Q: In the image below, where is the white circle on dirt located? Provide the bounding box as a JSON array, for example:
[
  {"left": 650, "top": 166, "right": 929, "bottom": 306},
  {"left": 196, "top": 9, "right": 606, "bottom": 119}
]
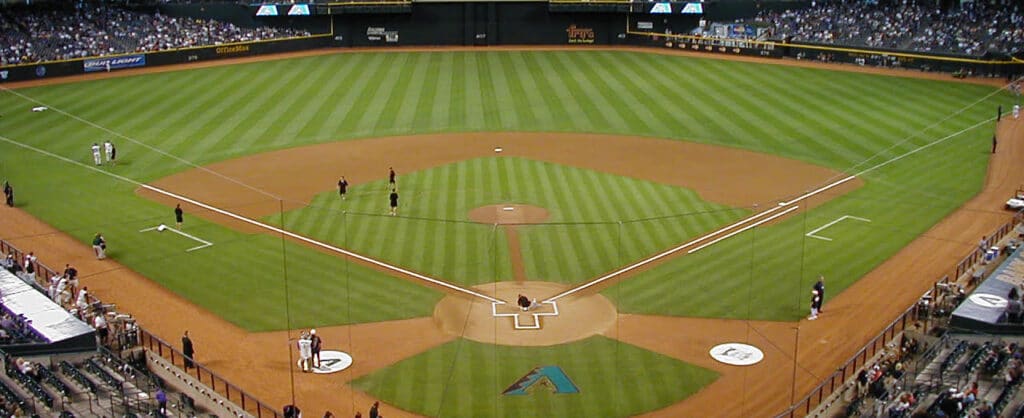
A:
[
  {"left": 310, "top": 350, "right": 353, "bottom": 374},
  {"left": 709, "top": 343, "right": 764, "bottom": 366},
  {"left": 968, "top": 293, "right": 1008, "bottom": 309}
]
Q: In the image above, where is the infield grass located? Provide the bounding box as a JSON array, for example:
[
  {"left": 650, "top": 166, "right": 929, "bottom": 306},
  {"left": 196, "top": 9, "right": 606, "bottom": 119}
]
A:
[
  {"left": 0, "top": 50, "right": 1013, "bottom": 328},
  {"left": 279, "top": 157, "right": 744, "bottom": 286},
  {"left": 351, "top": 335, "right": 717, "bottom": 418}
]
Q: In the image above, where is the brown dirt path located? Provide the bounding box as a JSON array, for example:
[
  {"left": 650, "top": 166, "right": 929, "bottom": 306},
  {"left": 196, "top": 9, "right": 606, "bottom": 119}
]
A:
[{"left": 467, "top": 204, "right": 551, "bottom": 282}]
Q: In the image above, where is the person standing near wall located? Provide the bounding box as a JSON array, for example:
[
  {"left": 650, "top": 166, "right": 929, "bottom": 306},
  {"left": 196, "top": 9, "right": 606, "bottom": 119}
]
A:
[{"left": 182, "top": 330, "right": 195, "bottom": 370}]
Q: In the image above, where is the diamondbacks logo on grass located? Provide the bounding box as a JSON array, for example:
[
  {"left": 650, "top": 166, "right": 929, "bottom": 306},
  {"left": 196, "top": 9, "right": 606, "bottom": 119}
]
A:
[{"left": 502, "top": 366, "right": 579, "bottom": 395}]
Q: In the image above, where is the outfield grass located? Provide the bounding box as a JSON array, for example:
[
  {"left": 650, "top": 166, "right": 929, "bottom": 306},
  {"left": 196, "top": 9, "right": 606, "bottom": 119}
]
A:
[
  {"left": 351, "top": 336, "right": 717, "bottom": 418},
  {"left": 0, "top": 50, "right": 1013, "bottom": 329}
]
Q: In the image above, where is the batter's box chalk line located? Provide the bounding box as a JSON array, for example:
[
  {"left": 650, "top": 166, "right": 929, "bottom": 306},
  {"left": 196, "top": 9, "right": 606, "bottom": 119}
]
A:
[
  {"left": 805, "top": 215, "right": 871, "bottom": 242},
  {"left": 139, "top": 224, "right": 213, "bottom": 252},
  {"left": 491, "top": 301, "right": 559, "bottom": 330}
]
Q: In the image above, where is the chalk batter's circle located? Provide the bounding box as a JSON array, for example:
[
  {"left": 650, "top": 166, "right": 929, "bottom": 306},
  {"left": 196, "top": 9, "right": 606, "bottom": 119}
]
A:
[
  {"left": 709, "top": 343, "right": 764, "bottom": 366},
  {"left": 310, "top": 350, "right": 353, "bottom": 374},
  {"left": 968, "top": 293, "right": 1008, "bottom": 309}
]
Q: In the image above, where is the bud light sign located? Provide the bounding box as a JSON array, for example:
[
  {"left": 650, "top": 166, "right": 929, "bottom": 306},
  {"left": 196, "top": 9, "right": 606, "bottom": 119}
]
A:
[{"left": 83, "top": 55, "right": 146, "bottom": 73}]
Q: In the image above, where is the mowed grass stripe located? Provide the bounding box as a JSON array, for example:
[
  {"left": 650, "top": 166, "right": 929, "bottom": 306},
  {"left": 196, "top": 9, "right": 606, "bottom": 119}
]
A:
[
  {"left": 595, "top": 51, "right": 689, "bottom": 136},
  {"left": 156, "top": 66, "right": 286, "bottom": 162},
  {"left": 485, "top": 52, "right": 521, "bottom": 129},
  {"left": 272, "top": 57, "right": 363, "bottom": 145},
  {"left": 389, "top": 52, "right": 432, "bottom": 132},
  {"left": 551, "top": 52, "right": 624, "bottom": 132},
  {"left": 355, "top": 54, "right": 412, "bottom": 136},
  {"left": 228, "top": 57, "right": 341, "bottom": 151},
  {"left": 331, "top": 53, "right": 392, "bottom": 135},
  {"left": 735, "top": 66, "right": 869, "bottom": 161},
  {"left": 532, "top": 52, "right": 597, "bottom": 130},
  {"left": 411, "top": 53, "right": 443, "bottom": 131},
  {"left": 369, "top": 53, "right": 419, "bottom": 134},
  {"left": 625, "top": 55, "right": 736, "bottom": 141},
  {"left": 517, "top": 52, "right": 576, "bottom": 131},
  {"left": 571, "top": 52, "right": 654, "bottom": 134},
  {"left": 298, "top": 55, "right": 371, "bottom": 138},
  {"left": 499, "top": 52, "right": 541, "bottom": 127}
]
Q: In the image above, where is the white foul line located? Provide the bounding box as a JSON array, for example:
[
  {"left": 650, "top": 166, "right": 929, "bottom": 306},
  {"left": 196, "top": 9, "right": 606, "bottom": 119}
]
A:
[
  {"left": 140, "top": 225, "right": 214, "bottom": 252},
  {"left": 805, "top": 215, "right": 872, "bottom": 242},
  {"left": 0, "top": 135, "right": 504, "bottom": 304},
  {"left": 543, "top": 204, "right": 787, "bottom": 302},
  {"left": 547, "top": 175, "right": 857, "bottom": 302},
  {"left": 687, "top": 206, "right": 801, "bottom": 254}
]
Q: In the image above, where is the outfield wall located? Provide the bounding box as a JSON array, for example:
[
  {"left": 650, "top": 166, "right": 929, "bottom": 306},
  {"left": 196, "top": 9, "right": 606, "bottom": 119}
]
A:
[{"left": 1, "top": 1, "right": 1019, "bottom": 83}]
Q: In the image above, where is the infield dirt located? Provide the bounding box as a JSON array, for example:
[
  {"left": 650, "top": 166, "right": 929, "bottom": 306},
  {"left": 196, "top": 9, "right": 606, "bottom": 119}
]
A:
[{"left": 0, "top": 47, "right": 1020, "bottom": 418}]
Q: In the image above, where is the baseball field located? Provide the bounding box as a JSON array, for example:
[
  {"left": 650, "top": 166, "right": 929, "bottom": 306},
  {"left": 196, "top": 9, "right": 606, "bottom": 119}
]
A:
[{"left": 0, "top": 47, "right": 1019, "bottom": 417}]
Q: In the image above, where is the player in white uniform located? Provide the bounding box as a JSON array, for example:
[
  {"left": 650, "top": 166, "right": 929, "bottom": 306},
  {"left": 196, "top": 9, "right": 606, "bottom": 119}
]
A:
[
  {"left": 91, "top": 143, "right": 102, "bottom": 165},
  {"left": 297, "top": 332, "right": 312, "bottom": 372},
  {"left": 103, "top": 140, "right": 115, "bottom": 165}
]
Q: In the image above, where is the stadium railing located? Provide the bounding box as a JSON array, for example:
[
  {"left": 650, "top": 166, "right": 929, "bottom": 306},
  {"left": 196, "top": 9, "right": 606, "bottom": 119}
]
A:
[
  {"left": 0, "top": 239, "right": 282, "bottom": 418},
  {"left": 775, "top": 210, "right": 1024, "bottom": 418}
]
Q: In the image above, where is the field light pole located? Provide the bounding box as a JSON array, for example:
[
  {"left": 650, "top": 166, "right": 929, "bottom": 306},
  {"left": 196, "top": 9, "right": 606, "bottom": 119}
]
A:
[
  {"left": 791, "top": 325, "right": 800, "bottom": 405},
  {"left": 279, "top": 200, "right": 297, "bottom": 407}
]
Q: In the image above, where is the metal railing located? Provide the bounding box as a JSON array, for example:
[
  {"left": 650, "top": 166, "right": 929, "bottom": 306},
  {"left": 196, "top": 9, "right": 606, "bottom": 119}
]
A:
[
  {"left": 775, "top": 211, "right": 1024, "bottom": 417},
  {"left": 0, "top": 238, "right": 280, "bottom": 418},
  {"left": 137, "top": 328, "right": 280, "bottom": 418}
]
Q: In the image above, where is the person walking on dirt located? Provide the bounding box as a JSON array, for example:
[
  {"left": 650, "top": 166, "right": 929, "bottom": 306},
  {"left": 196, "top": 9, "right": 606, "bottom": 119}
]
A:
[
  {"left": 182, "top": 330, "right": 195, "bottom": 370},
  {"left": 369, "top": 401, "right": 381, "bottom": 418},
  {"left": 310, "top": 328, "right": 322, "bottom": 368},
  {"left": 993, "top": 135, "right": 998, "bottom": 154},
  {"left": 388, "top": 167, "right": 396, "bottom": 187}
]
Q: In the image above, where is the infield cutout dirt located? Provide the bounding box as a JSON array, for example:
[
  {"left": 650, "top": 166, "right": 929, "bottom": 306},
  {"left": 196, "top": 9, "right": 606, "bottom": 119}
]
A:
[
  {"left": 433, "top": 281, "right": 617, "bottom": 346},
  {"left": 467, "top": 204, "right": 550, "bottom": 225}
]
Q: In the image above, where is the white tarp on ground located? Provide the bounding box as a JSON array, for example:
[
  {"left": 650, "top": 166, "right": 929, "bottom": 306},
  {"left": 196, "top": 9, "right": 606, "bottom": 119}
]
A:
[{"left": 0, "top": 269, "right": 93, "bottom": 342}]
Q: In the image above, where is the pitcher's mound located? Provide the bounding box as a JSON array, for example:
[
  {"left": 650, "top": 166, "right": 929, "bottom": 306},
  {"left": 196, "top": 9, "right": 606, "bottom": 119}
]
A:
[
  {"left": 433, "top": 281, "right": 617, "bottom": 346},
  {"left": 468, "top": 204, "right": 549, "bottom": 225}
]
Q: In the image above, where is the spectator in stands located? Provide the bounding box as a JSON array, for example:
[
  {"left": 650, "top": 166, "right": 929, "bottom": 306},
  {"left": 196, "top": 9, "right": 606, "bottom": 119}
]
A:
[
  {"left": 1006, "top": 292, "right": 1022, "bottom": 323},
  {"left": 2, "top": 254, "right": 15, "bottom": 273},
  {"left": 156, "top": 388, "right": 167, "bottom": 414},
  {"left": 976, "top": 400, "right": 995, "bottom": 418},
  {"left": 962, "top": 381, "right": 978, "bottom": 408},
  {"left": 76, "top": 286, "right": 90, "bottom": 311},
  {"left": 0, "top": 4, "right": 313, "bottom": 65},
  {"left": 940, "top": 387, "right": 963, "bottom": 416},
  {"left": 739, "top": 0, "right": 1023, "bottom": 57},
  {"left": 93, "top": 311, "right": 108, "bottom": 344}
]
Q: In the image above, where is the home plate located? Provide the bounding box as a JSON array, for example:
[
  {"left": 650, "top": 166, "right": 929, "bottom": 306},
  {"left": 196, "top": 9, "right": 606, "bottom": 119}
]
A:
[{"left": 503, "top": 207, "right": 515, "bottom": 211}]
